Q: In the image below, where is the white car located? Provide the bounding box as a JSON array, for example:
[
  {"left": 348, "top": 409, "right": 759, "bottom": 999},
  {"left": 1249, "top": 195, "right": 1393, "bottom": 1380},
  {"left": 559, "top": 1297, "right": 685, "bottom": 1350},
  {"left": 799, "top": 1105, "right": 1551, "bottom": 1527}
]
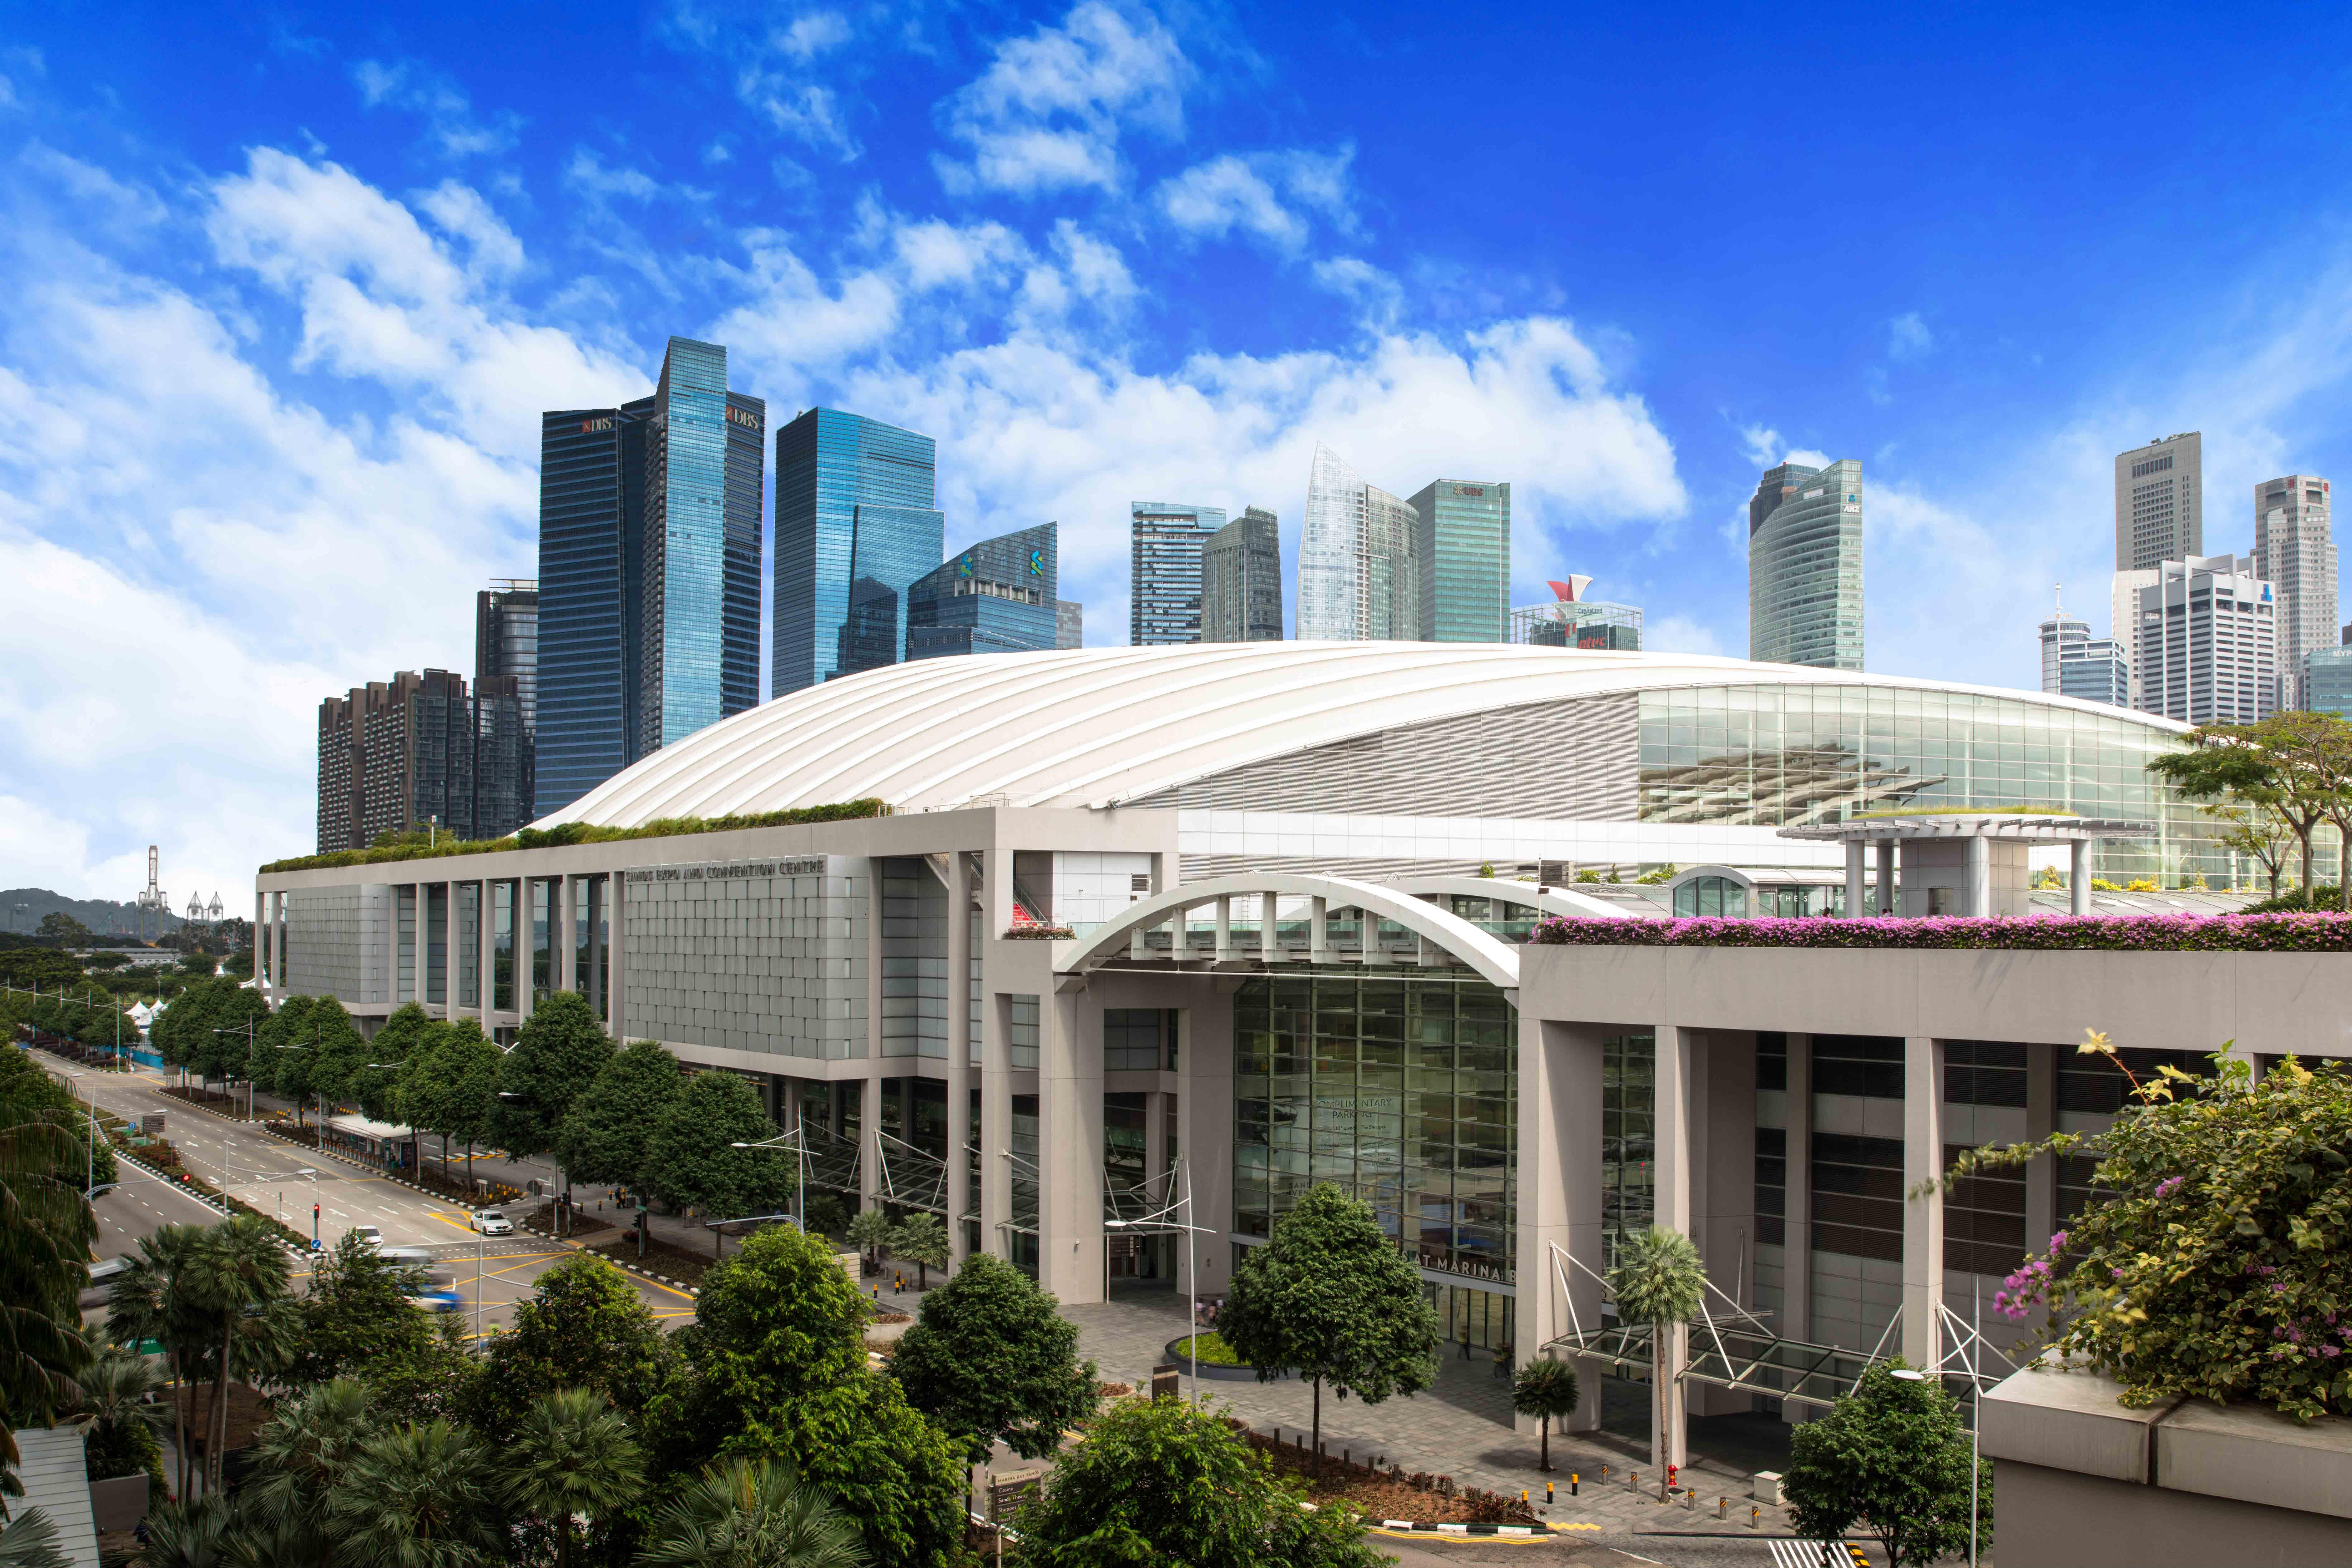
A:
[
  {"left": 349, "top": 1225, "right": 382, "bottom": 1252},
  {"left": 470, "top": 1210, "right": 513, "bottom": 1237}
]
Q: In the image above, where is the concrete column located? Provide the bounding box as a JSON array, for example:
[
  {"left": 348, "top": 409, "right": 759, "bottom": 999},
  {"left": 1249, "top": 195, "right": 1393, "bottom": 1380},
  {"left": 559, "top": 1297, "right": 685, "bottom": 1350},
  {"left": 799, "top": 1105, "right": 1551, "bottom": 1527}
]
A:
[
  {"left": 2025, "top": 1041, "right": 2057, "bottom": 1253},
  {"left": 1037, "top": 983, "right": 1105, "bottom": 1304},
  {"left": 1844, "top": 840, "right": 1865, "bottom": 918},
  {"left": 857, "top": 1073, "right": 881, "bottom": 1212},
  {"left": 517, "top": 879, "right": 537, "bottom": 1024},
  {"left": 1966, "top": 835, "right": 1991, "bottom": 918},
  {"left": 558, "top": 874, "right": 577, "bottom": 993},
  {"left": 253, "top": 892, "right": 267, "bottom": 991},
  {"left": 410, "top": 883, "right": 427, "bottom": 1008},
  {"left": 1258, "top": 892, "right": 1277, "bottom": 960},
  {"left": 607, "top": 874, "right": 626, "bottom": 1040},
  {"left": 946, "top": 852, "right": 974, "bottom": 1264},
  {"left": 1902, "top": 1036, "right": 1946, "bottom": 1370},
  {"left": 1178, "top": 992, "right": 1234, "bottom": 1303},
  {"left": 1514, "top": 1016, "right": 1606, "bottom": 1435},
  {"left": 384, "top": 883, "right": 400, "bottom": 1008},
  {"left": 1213, "top": 897, "right": 1232, "bottom": 961},
  {"left": 1309, "top": 897, "right": 1334, "bottom": 962},
  {"left": 1653, "top": 1023, "right": 1700, "bottom": 1470},
  {"left": 443, "top": 882, "right": 460, "bottom": 1017},
  {"left": 479, "top": 879, "right": 497, "bottom": 1029},
  {"left": 269, "top": 891, "right": 284, "bottom": 998},
  {"left": 2071, "top": 839, "right": 2093, "bottom": 915},
  {"left": 1875, "top": 840, "right": 1897, "bottom": 914},
  {"left": 586, "top": 877, "right": 605, "bottom": 1023},
  {"left": 1785, "top": 1034, "right": 1814, "bottom": 1351},
  {"left": 980, "top": 849, "right": 1015, "bottom": 1261}
]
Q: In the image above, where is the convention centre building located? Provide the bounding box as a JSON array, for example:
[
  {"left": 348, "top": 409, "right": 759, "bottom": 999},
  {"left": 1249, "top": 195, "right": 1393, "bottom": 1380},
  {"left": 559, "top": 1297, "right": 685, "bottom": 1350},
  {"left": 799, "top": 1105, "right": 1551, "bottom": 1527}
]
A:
[{"left": 253, "top": 642, "right": 2345, "bottom": 1458}]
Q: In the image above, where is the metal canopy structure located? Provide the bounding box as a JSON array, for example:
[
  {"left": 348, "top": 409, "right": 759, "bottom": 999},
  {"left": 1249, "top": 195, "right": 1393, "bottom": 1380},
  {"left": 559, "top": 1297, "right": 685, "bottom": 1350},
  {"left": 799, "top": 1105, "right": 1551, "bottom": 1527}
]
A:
[{"left": 1782, "top": 812, "right": 2157, "bottom": 845}]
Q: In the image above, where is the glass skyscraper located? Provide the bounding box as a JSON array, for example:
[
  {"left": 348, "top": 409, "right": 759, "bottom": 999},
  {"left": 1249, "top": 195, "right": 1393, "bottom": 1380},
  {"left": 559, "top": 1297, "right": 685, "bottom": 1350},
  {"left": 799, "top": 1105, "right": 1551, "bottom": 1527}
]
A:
[
  {"left": 535, "top": 337, "right": 763, "bottom": 819},
  {"left": 773, "top": 408, "right": 945, "bottom": 694},
  {"left": 1410, "top": 480, "right": 1510, "bottom": 643},
  {"left": 1749, "top": 459, "right": 1864, "bottom": 670},
  {"left": 1301, "top": 445, "right": 1420, "bottom": 641},
  {"left": 1129, "top": 502, "right": 1224, "bottom": 644},
  {"left": 1201, "top": 507, "right": 1283, "bottom": 642},
  {"left": 906, "top": 523, "right": 1059, "bottom": 660}
]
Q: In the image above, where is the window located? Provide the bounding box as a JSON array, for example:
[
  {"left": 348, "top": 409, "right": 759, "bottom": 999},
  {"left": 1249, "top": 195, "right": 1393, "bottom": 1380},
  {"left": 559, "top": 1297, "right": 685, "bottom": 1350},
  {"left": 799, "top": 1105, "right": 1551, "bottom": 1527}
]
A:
[
  {"left": 1944, "top": 1142, "right": 2026, "bottom": 1275},
  {"left": 1104, "top": 1008, "right": 1172, "bottom": 1072},
  {"left": 1812, "top": 1035, "right": 1903, "bottom": 1099},
  {"left": 1943, "top": 1040, "right": 2027, "bottom": 1107},
  {"left": 1672, "top": 876, "right": 1748, "bottom": 917},
  {"left": 1812, "top": 1133, "right": 1903, "bottom": 1262},
  {"left": 1756, "top": 1126, "right": 1786, "bottom": 1246}
]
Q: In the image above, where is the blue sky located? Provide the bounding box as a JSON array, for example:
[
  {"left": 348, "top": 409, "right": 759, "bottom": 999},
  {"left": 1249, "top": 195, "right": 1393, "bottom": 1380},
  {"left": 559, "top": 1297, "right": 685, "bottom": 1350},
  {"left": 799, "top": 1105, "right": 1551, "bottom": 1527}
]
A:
[{"left": 3, "top": 1, "right": 2350, "bottom": 903}]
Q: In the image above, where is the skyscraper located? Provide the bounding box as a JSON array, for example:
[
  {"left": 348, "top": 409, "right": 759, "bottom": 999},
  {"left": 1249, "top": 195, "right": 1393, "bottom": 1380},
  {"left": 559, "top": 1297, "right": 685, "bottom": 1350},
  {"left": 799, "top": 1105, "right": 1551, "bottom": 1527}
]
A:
[
  {"left": 2040, "top": 589, "right": 2127, "bottom": 709},
  {"left": 2252, "top": 474, "right": 2335, "bottom": 708},
  {"left": 2132, "top": 555, "right": 2277, "bottom": 724},
  {"left": 1298, "top": 444, "right": 1421, "bottom": 641},
  {"left": 317, "top": 670, "right": 479, "bottom": 852},
  {"left": 2306, "top": 637, "right": 2352, "bottom": 721},
  {"left": 1748, "top": 459, "right": 1864, "bottom": 669},
  {"left": 535, "top": 336, "right": 764, "bottom": 818},
  {"left": 1129, "top": 502, "right": 1224, "bottom": 644},
  {"left": 1410, "top": 480, "right": 1510, "bottom": 643},
  {"left": 1056, "top": 599, "right": 1084, "bottom": 650},
  {"left": 2115, "top": 433, "right": 2202, "bottom": 570},
  {"left": 773, "top": 408, "right": 945, "bottom": 694},
  {"left": 474, "top": 580, "right": 537, "bottom": 832},
  {"left": 1201, "top": 507, "right": 1283, "bottom": 642},
  {"left": 907, "top": 523, "right": 1059, "bottom": 660}
]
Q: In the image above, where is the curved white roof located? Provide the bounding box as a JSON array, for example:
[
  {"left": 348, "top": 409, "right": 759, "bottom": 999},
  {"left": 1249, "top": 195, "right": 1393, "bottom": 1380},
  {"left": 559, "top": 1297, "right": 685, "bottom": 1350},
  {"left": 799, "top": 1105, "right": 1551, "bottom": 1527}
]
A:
[{"left": 545, "top": 642, "right": 2189, "bottom": 828}]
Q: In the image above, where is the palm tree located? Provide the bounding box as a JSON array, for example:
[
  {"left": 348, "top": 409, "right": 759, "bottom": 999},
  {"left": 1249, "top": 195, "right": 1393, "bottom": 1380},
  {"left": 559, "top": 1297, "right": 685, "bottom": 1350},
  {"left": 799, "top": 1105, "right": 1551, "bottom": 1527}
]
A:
[
  {"left": 0, "top": 1103, "right": 98, "bottom": 1484},
  {"left": 108, "top": 1226, "right": 206, "bottom": 1500},
  {"left": 0, "top": 1508, "right": 71, "bottom": 1568},
  {"left": 1609, "top": 1226, "right": 1706, "bottom": 1498},
  {"left": 1510, "top": 1356, "right": 1581, "bottom": 1473},
  {"left": 75, "top": 1335, "right": 171, "bottom": 1484},
  {"left": 327, "top": 1420, "right": 502, "bottom": 1568},
  {"left": 886, "top": 1213, "right": 948, "bottom": 1291},
  {"left": 638, "top": 1458, "right": 867, "bottom": 1568},
  {"left": 239, "top": 1378, "right": 378, "bottom": 1553},
  {"left": 185, "top": 1216, "right": 294, "bottom": 1491},
  {"left": 844, "top": 1209, "right": 892, "bottom": 1278},
  {"left": 505, "top": 1390, "right": 643, "bottom": 1568},
  {"left": 129, "top": 1495, "right": 240, "bottom": 1568}
]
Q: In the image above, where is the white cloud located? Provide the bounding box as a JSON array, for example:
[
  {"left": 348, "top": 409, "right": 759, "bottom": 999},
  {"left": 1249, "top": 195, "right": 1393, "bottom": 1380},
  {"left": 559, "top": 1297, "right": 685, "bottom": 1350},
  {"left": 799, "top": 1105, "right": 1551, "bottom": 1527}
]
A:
[
  {"left": 1644, "top": 614, "right": 1729, "bottom": 657},
  {"left": 779, "top": 11, "right": 852, "bottom": 60},
  {"left": 665, "top": 2, "right": 864, "bottom": 159},
  {"left": 352, "top": 59, "right": 521, "bottom": 159},
  {"left": 1311, "top": 256, "right": 1401, "bottom": 325},
  {"left": 936, "top": 1, "right": 1188, "bottom": 195},
  {"left": 1887, "top": 310, "right": 1933, "bottom": 362},
  {"left": 1739, "top": 423, "right": 1831, "bottom": 470},
  {"left": 1155, "top": 149, "right": 1353, "bottom": 253}
]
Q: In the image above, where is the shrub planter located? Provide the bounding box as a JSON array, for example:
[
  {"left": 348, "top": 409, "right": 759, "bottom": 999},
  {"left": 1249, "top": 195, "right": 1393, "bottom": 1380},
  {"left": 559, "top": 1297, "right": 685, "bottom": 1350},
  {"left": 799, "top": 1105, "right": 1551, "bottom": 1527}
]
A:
[{"left": 1162, "top": 1337, "right": 1291, "bottom": 1383}]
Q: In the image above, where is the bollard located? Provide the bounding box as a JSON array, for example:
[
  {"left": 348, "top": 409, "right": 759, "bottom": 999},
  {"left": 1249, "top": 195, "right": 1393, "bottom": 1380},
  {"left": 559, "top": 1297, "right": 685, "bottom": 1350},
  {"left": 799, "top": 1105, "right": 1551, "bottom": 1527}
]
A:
[
  {"left": 1750, "top": 1505, "right": 1760, "bottom": 1528},
  {"left": 1718, "top": 1498, "right": 1728, "bottom": 1519},
  {"left": 1520, "top": 1490, "right": 1527, "bottom": 1505},
  {"left": 1547, "top": 1482, "right": 1555, "bottom": 1505},
  {"left": 1570, "top": 1474, "right": 1579, "bottom": 1497},
  {"left": 1630, "top": 1470, "right": 1638, "bottom": 1491}
]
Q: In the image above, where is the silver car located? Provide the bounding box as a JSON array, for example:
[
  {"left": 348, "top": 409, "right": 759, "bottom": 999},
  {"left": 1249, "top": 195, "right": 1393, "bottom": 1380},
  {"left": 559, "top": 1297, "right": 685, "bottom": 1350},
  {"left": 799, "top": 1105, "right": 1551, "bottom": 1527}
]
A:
[{"left": 471, "top": 1210, "right": 513, "bottom": 1237}]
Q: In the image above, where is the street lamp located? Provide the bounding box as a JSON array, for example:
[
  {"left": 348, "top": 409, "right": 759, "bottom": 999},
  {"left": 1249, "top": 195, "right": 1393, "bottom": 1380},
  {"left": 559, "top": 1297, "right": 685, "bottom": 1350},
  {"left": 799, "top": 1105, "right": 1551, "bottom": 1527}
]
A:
[
  {"left": 212, "top": 1018, "right": 259, "bottom": 1114},
  {"left": 1103, "top": 1161, "right": 1216, "bottom": 1402}
]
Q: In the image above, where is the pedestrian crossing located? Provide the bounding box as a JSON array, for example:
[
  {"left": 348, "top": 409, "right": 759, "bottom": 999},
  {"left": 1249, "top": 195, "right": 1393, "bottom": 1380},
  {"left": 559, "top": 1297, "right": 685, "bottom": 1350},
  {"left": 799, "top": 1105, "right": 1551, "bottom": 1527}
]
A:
[{"left": 1767, "top": 1541, "right": 1869, "bottom": 1568}]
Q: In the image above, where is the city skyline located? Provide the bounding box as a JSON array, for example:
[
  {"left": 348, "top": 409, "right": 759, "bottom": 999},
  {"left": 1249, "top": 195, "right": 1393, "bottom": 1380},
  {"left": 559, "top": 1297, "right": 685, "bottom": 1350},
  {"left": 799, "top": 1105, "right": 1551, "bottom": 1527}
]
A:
[{"left": 7, "top": 2, "right": 2352, "bottom": 902}]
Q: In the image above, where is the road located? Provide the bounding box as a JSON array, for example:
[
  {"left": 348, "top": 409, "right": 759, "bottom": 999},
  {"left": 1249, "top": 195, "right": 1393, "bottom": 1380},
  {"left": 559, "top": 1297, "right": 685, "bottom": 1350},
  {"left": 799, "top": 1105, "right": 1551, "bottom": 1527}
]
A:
[{"left": 36, "top": 1051, "right": 695, "bottom": 1338}]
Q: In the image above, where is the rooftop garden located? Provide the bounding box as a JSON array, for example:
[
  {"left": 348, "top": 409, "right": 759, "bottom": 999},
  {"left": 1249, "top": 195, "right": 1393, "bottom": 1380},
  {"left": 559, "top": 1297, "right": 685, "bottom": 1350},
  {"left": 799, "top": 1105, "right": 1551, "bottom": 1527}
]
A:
[
  {"left": 1529, "top": 911, "right": 2352, "bottom": 952},
  {"left": 260, "top": 799, "right": 887, "bottom": 873}
]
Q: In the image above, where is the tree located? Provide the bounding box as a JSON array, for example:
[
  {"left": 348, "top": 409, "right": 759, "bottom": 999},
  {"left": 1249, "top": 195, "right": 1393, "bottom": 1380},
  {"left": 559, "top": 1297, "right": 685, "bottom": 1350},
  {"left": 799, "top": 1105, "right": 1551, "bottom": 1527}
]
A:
[
  {"left": 185, "top": 1214, "right": 295, "bottom": 1491},
  {"left": 251, "top": 995, "right": 315, "bottom": 1103},
  {"left": 1784, "top": 1361, "right": 1990, "bottom": 1568},
  {"left": 2203, "top": 800, "right": 2294, "bottom": 896},
  {"left": 282, "top": 1232, "right": 436, "bottom": 1389},
  {"left": 1510, "top": 1356, "right": 1580, "bottom": 1473},
  {"left": 403, "top": 1022, "right": 501, "bottom": 1190},
  {"left": 328, "top": 1419, "right": 504, "bottom": 1568},
  {"left": 1014, "top": 1395, "right": 1383, "bottom": 1568},
  {"left": 844, "top": 1209, "right": 892, "bottom": 1277},
  {"left": 505, "top": 1390, "right": 643, "bottom": 1568},
  {"left": 304, "top": 998, "right": 369, "bottom": 1120},
  {"left": 36, "top": 913, "right": 90, "bottom": 943},
  {"left": 461, "top": 1252, "right": 674, "bottom": 1445},
  {"left": 889, "top": 1253, "right": 1096, "bottom": 1464},
  {"left": 553, "top": 1041, "right": 681, "bottom": 1195},
  {"left": 75, "top": 1338, "right": 168, "bottom": 1488},
  {"left": 358, "top": 1004, "right": 435, "bottom": 1128},
  {"left": 655, "top": 1225, "right": 965, "bottom": 1568},
  {"left": 1609, "top": 1226, "right": 1705, "bottom": 1496},
  {"left": 638, "top": 1457, "right": 868, "bottom": 1568},
  {"left": 128, "top": 1495, "right": 238, "bottom": 1568},
  {"left": 640, "top": 1073, "right": 788, "bottom": 1254},
  {"left": 491, "top": 992, "right": 615, "bottom": 1193},
  {"left": 885, "top": 1213, "right": 948, "bottom": 1291},
  {"left": 239, "top": 1378, "right": 380, "bottom": 1562},
  {"left": 0, "top": 1508, "right": 72, "bottom": 1568},
  {"left": 2146, "top": 713, "right": 2350, "bottom": 897},
  {"left": 106, "top": 1226, "right": 206, "bottom": 1501},
  {"left": 1213, "top": 1181, "right": 1437, "bottom": 1466},
  {"left": 1, "top": 1041, "right": 102, "bottom": 1477}
]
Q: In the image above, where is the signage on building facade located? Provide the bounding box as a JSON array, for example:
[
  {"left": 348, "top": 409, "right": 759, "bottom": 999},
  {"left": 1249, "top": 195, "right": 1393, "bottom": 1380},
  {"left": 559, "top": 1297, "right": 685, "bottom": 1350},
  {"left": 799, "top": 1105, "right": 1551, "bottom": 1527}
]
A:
[
  {"left": 1454, "top": 485, "right": 1485, "bottom": 497},
  {"left": 579, "top": 416, "right": 614, "bottom": 434},
  {"left": 725, "top": 405, "right": 763, "bottom": 432},
  {"left": 1029, "top": 549, "right": 1045, "bottom": 576},
  {"left": 625, "top": 854, "right": 829, "bottom": 885}
]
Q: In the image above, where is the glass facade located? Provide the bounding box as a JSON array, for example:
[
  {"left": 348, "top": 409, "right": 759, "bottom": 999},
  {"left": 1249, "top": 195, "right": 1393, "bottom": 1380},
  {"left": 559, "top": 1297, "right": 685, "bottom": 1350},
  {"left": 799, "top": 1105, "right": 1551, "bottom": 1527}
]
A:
[
  {"left": 535, "top": 339, "right": 761, "bottom": 817},
  {"left": 1233, "top": 971, "right": 1515, "bottom": 1284},
  {"left": 906, "top": 523, "right": 1059, "bottom": 660},
  {"left": 1129, "top": 502, "right": 1223, "bottom": 645},
  {"left": 1635, "top": 682, "right": 2215, "bottom": 880},
  {"left": 1201, "top": 507, "right": 1283, "bottom": 642},
  {"left": 1749, "top": 459, "right": 1864, "bottom": 669},
  {"left": 1411, "top": 480, "right": 1510, "bottom": 644},
  {"left": 2307, "top": 643, "right": 2352, "bottom": 719},
  {"left": 772, "top": 408, "right": 944, "bottom": 694}
]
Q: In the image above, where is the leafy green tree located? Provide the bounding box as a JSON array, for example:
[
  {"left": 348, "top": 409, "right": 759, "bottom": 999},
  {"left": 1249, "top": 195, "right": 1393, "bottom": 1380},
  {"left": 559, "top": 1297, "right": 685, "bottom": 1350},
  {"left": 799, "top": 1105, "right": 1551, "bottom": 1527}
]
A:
[
  {"left": 554, "top": 1041, "right": 682, "bottom": 1195},
  {"left": 491, "top": 992, "right": 615, "bottom": 1193},
  {"left": 462, "top": 1252, "right": 674, "bottom": 1445},
  {"left": 1510, "top": 1356, "right": 1580, "bottom": 1473},
  {"left": 185, "top": 1214, "right": 295, "bottom": 1491},
  {"left": 655, "top": 1225, "right": 964, "bottom": 1568},
  {"left": 304, "top": 998, "right": 369, "bottom": 1118},
  {"left": 105, "top": 1226, "right": 205, "bottom": 1499},
  {"left": 1784, "top": 1361, "right": 1990, "bottom": 1568},
  {"left": 1014, "top": 1395, "right": 1383, "bottom": 1568},
  {"left": 403, "top": 1022, "right": 501, "bottom": 1189},
  {"left": 282, "top": 1232, "right": 435, "bottom": 1388},
  {"left": 2146, "top": 713, "right": 2349, "bottom": 897},
  {"left": 1609, "top": 1226, "right": 1705, "bottom": 1494},
  {"left": 36, "top": 913, "right": 90, "bottom": 943},
  {"left": 885, "top": 1213, "right": 948, "bottom": 1291},
  {"left": 195, "top": 981, "right": 267, "bottom": 1088},
  {"left": 505, "top": 1389, "right": 643, "bottom": 1568},
  {"left": 844, "top": 1209, "right": 892, "bottom": 1277},
  {"left": 0, "top": 947, "right": 80, "bottom": 990},
  {"left": 0, "top": 1506, "right": 72, "bottom": 1568},
  {"left": 328, "top": 1419, "right": 504, "bottom": 1568},
  {"left": 638, "top": 1457, "right": 867, "bottom": 1568},
  {"left": 1213, "top": 1181, "right": 1438, "bottom": 1464},
  {"left": 128, "top": 1494, "right": 238, "bottom": 1568},
  {"left": 641, "top": 1073, "right": 788, "bottom": 1253},
  {"left": 251, "top": 995, "right": 316, "bottom": 1102},
  {"left": 358, "top": 1004, "right": 435, "bottom": 1128},
  {"left": 889, "top": 1253, "right": 1095, "bottom": 1464}
]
